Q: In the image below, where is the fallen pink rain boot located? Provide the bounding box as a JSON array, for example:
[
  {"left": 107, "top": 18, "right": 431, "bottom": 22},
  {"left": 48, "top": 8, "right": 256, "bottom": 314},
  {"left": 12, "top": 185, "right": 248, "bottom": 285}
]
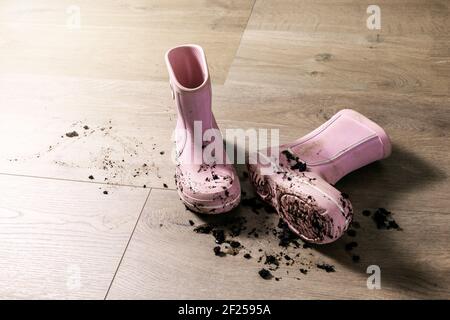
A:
[
  {"left": 165, "top": 44, "right": 241, "bottom": 214},
  {"left": 248, "top": 109, "right": 391, "bottom": 244}
]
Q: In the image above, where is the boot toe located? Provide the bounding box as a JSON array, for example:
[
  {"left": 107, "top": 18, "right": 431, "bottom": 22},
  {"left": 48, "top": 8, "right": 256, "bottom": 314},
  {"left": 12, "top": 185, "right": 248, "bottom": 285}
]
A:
[{"left": 176, "top": 164, "right": 241, "bottom": 214}]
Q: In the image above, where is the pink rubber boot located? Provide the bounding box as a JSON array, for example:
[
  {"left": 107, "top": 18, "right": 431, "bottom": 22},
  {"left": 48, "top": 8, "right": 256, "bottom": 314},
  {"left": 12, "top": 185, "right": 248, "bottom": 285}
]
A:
[
  {"left": 248, "top": 109, "right": 391, "bottom": 244},
  {"left": 165, "top": 44, "right": 241, "bottom": 214}
]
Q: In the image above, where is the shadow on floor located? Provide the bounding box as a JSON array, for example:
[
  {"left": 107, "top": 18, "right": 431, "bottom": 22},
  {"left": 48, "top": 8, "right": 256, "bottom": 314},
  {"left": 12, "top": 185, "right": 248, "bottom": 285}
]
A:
[
  {"left": 192, "top": 142, "right": 447, "bottom": 295},
  {"left": 315, "top": 143, "right": 447, "bottom": 295}
]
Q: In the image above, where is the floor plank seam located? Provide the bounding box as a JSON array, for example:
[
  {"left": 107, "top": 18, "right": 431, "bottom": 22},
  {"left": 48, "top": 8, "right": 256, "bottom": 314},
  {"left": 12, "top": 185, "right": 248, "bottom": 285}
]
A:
[
  {"left": 104, "top": 188, "right": 152, "bottom": 300},
  {"left": 224, "top": 0, "right": 257, "bottom": 84},
  {"left": 0, "top": 172, "right": 447, "bottom": 215},
  {"left": 0, "top": 171, "right": 167, "bottom": 190}
]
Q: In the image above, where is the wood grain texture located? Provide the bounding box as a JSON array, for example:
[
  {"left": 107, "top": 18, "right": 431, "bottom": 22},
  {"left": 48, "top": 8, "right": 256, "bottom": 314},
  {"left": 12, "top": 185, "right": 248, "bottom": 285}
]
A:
[
  {"left": 107, "top": 189, "right": 450, "bottom": 299},
  {"left": 0, "top": 0, "right": 255, "bottom": 84},
  {"left": 0, "top": 75, "right": 176, "bottom": 189},
  {"left": 226, "top": 0, "right": 449, "bottom": 95},
  {"left": 0, "top": 174, "right": 149, "bottom": 299}
]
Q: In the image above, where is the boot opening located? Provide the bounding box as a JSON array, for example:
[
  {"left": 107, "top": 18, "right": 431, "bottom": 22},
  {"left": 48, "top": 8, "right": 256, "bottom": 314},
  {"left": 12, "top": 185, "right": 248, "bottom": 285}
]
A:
[{"left": 167, "top": 45, "right": 207, "bottom": 89}]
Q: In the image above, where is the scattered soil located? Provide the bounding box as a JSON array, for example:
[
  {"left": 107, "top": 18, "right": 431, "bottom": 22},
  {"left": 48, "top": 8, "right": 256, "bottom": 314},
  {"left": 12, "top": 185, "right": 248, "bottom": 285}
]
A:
[
  {"left": 258, "top": 268, "right": 273, "bottom": 280},
  {"left": 281, "top": 150, "right": 307, "bottom": 172},
  {"left": 347, "top": 229, "right": 356, "bottom": 237},
  {"left": 36, "top": 121, "right": 402, "bottom": 280},
  {"left": 187, "top": 193, "right": 402, "bottom": 281},
  {"left": 370, "top": 208, "right": 402, "bottom": 230},
  {"left": 188, "top": 195, "right": 337, "bottom": 281},
  {"left": 362, "top": 210, "right": 371, "bottom": 217},
  {"left": 212, "top": 229, "right": 226, "bottom": 244},
  {"left": 193, "top": 224, "right": 213, "bottom": 234},
  {"left": 345, "top": 241, "right": 358, "bottom": 251},
  {"left": 65, "top": 131, "right": 79, "bottom": 138},
  {"left": 213, "top": 246, "right": 225, "bottom": 257},
  {"left": 316, "top": 263, "right": 335, "bottom": 273}
]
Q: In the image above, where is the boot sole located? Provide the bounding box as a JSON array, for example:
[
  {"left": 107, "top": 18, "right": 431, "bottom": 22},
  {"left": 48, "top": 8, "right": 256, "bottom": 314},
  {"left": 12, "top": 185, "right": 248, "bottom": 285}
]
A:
[
  {"left": 178, "top": 189, "right": 241, "bottom": 214},
  {"left": 248, "top": 161, "right": 351, "bottom": 244}
]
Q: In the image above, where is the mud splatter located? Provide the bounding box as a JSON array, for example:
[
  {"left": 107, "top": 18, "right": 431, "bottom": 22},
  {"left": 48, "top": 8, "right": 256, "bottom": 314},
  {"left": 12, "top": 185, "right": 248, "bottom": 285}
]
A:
[
  {"left": 258, "top": 268, "right": 273, "bottom": 280},
  {"left": 65, "top": 131, "right": 79, "bottom": 138},
  {"left": 317, "top": 263, "right": 335, "bottom": 272},
  {"left": 365, "top": 208, "right": 402, "bottom": 230}
]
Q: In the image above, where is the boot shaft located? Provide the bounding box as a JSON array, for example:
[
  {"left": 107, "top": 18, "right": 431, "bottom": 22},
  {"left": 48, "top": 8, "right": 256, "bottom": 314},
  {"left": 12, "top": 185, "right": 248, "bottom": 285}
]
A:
[
  {"left": 165, "top": 44, "right": 213, "bottom": 134},
  {"left": 287, "top": 109, "right": 391, "bottom": 184}
]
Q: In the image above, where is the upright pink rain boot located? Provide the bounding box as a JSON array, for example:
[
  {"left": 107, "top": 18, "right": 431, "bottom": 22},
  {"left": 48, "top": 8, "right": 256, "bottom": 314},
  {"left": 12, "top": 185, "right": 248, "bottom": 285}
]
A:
[
  {"left": 165, "top": 44, "right": 241, "bottom": 214},
  {"left": 248, "top": 109, "right": 391, "bottom": 244}
]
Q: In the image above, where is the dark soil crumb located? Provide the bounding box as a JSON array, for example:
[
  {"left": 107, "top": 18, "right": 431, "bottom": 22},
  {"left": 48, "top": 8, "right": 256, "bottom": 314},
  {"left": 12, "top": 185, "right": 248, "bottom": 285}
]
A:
[
  {"left": 347, "top": 229, "right": 356, "bottom": 237},
  {"left": 103, "top": 190, "right": 108, "bottom": 195},
  {"left": 229, "top": 240, "right": 241, "bottom": 248},
  {"left": 187, "top": 200, "right": 353, "bottom": 280},
  {"left": 213, "top": 246, "right": 225, "bottom": 257},
  {"left": 362, "top": 210, "right": 371, "bottom": 217},
  {"left": 303, "top": 242, "right": 313, "bottom": 249},
  {"left": 317, "top": 263, "right": 335, "bottom": 273},
  {"left": 290, "top": 161, "right": 307, "bottom": 171},
  {"left": 258, "top": 268, "right": 273, "bottom": 280},
  {"left": 277, "top": 219, "right": 301, "bottom": 247},
  {"left": 345, "top": 241, "right": 358, "bottom": 251},
  {"left": 264, "top": 255, "right": 279, "bottom": 267},
  {"left": 372, "top": 208, "right": 401, "bottom": 230},
  {"left": 188, "top": 220, "right": 195, "bottom": 226},
  {"left": 143, "top": 185, "right": 147, "bottom": 188},
  {"left": 163, "top": 183, "right": 168, "bottom": 188},
  {"left": 352, "top": 255, "right": 360, "bottom": 263},
  {"left": 83, "top": 125, "right": 89, "bottom": 130},
  {"left": 88, "top": 175, "right": 94, "bottom": 180},
  {"left": 281, "top": 150, "right": 307, "bottom": 172},
  {"left": 193, "top": 224, "right": 213, "bottom": 234},
  {"left": 160, "top": 151, "right": 165, "bottom": 155},
  {"left": 65, "top": 131, "right": 79, "bottom": 138},
  {"left": 212, "top": 229, "right": 226, "bottom": 244}
]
